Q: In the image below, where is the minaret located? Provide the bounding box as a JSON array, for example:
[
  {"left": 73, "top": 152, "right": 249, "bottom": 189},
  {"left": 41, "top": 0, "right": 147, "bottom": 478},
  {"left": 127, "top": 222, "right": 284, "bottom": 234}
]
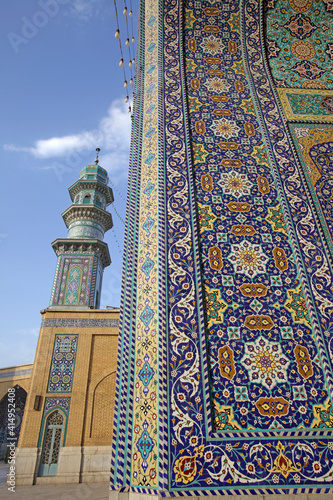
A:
[{"left": 50, "top": 149, "right": 114, "bottom": 309}]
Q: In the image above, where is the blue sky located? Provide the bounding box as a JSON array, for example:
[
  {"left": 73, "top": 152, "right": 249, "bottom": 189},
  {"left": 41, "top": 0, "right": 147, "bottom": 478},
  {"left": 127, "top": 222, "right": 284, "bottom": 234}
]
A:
[{"left": 0, "top": 0, "right": 138, "bottom": 367}]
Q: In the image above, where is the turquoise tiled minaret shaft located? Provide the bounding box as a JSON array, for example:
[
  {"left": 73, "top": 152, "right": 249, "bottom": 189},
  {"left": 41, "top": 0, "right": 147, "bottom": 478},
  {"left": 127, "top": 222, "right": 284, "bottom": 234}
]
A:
[{"left": 50, "top": 151, "right": 114, "bottom": 309}]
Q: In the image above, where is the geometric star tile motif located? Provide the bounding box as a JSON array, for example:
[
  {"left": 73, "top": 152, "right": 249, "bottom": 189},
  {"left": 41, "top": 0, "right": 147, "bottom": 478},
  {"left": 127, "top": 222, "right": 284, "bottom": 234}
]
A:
[
  {"left": 240, "top": 336, "right": 290, "bottom": 390},
  {"left": 47, "top": 335, "right": 78, "bottom": 392}
]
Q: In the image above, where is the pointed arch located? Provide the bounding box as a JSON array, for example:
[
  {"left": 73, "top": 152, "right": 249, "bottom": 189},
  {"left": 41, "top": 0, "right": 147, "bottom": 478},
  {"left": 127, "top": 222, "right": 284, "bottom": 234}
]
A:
[
  {"left": 0, "top": 385, "right": 27, "bottom": 459},
  {"left": 38, "top": 409, "right": 65, "bottom": 477},
  {"left": 90, "top": 370, "right": 116, "bottom": 439}
]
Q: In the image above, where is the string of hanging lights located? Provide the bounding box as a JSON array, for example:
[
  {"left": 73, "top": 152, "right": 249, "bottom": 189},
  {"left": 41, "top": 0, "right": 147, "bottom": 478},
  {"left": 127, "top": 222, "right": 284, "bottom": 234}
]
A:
[
  {"left": 108, "top": 0, "right": 136, "bottom": 248},
  {"left": 110, "top": 202, "right": 126, "bottom": 226},
  {"left": 113, "top": 0, "right": 136, "bottom": 117},
  {"left": 108, "top": 178, "right": 127, "bottom": 202},
  {"left": 129, "top": 0, "right": 135, "bottom": 48},
  {"left": 111, "top": 227, "right": 124, "bottom": 256},
  {"left": 123, "top": 0, "right": 134, "bottom": 103},
  {"left": 113, "top": 1, "right": 127, "bottom": 92}
]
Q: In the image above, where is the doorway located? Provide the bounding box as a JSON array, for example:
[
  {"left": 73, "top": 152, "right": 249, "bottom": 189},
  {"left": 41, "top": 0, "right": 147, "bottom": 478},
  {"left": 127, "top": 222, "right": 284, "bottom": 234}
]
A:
[{"left": 38, "top": 410, "right": 64, "bottom": 476}]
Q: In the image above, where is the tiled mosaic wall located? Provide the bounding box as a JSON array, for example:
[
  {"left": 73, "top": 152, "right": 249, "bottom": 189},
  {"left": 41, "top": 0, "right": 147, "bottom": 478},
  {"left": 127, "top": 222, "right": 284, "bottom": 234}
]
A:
[
  {"left": 44, "top": 397, "right": 70, "bottom": 414},
  {"left": 51, "top": 255, "right": 94, "bottom": 306},
  {"left": 289, "top": 123, "right": 333, "bottom": 258},
  {"left": 47, "top": 335, "right": 78, "bottom": 392},
  {"left": 67, "top": 221, "right": 104, "bottom": 240},
  {"left": 111, "top": 0, "right": 333, "bottom": 495},
  {"left": 266, "top": 0, "right": 333, "bottom": 89},
  {"left": 184, "top": 1, "right": 332, "bottom": 437}
]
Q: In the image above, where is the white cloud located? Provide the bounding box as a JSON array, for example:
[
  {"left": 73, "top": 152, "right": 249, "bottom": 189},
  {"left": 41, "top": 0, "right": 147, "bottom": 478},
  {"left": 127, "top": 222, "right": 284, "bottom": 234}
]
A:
[
  {"left": 34, "top": 132, "right": 100, "bottom": 158},
  {"left": 4, "top": 99, "right": 132, "bottom": 181},
  {"left": 67, "top": 0, "right": 103, "bottom": 22}
]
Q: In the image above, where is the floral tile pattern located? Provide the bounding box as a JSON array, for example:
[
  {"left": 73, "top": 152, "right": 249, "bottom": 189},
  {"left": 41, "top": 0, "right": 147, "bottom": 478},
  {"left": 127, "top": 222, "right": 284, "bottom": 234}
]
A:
[
  {"left": 266, "top": 0, "right": 333, "bottom": 89},
  {"left": 111, "top": 0, "right": 333, "bottom": 495},
  {"left": 47, "top": 335, "right": 78, "bottom": 392},
  {"left": 277, "top": 88, "right": 333, "bottom": 121},
  {"left": 288, "top": 123, "right": 333, "bottom": 259}
]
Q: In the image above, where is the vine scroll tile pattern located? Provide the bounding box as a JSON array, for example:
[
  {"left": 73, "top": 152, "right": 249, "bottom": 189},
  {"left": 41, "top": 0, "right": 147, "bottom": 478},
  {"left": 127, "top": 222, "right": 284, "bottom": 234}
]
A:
[
  {"left": 165, "top": 0, "right": 333, "bottom": 493},
  {"left": 110, "top": 0, "right": 333, "bottom": 495},
  {"left": 130, "top": 0, "right": 162, "bottom": 489},
  {"left": 289, "top": 123, "right": 333, "bottom": 259}
]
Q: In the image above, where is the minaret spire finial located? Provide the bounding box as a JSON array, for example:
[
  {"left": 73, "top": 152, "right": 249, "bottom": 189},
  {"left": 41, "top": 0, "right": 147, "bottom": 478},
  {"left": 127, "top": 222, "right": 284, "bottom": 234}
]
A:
[{"left": 95, "top": 147, "right": 100, "bottom": 164}]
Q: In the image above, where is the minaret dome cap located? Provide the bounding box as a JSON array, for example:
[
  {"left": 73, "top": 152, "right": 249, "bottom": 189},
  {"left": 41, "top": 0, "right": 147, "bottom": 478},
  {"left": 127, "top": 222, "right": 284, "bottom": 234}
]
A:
[{"left": 79, "top": 164, "right": 109, "bottom": 183}]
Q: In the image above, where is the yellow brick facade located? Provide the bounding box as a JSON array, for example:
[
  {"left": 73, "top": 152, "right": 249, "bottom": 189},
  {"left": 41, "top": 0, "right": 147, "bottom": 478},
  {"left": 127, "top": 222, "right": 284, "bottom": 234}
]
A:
[
  {"left": 82, "top": 334, "right": 118, "bottom": 445},
  {"left": 0, "top": 365, "right": 32, "bottom": 402},
  {"left": 2, "top": 308, "right": 120, "bottom": 485}
]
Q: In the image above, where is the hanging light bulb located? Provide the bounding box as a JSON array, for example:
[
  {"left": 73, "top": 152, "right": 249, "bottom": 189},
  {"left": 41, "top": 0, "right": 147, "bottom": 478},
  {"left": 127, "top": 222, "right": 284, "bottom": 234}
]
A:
[
  {"left": 124, "top": 80, "right": 128, "bottom": 88},
  {"left": 115, "top": 29, "right": 120, "bottom": 39},
  {"left": 125, "top": 38, "right": 129, "bottom": 46},
  {"left": 119, "top": 58, "right": 124, "bottom": 67},
  {"left": 128, "top": 106, "right": 131, "bottom": 113},
  {"left": 129, "top": 10, "right": 133, "bottom": 16},
  {"left": 125, "top": 95, "right": 129, "bottom": 103},
  {"left": 132, "top": 36, "right": 135, "bottom": 43},
  {"left": 123, "top": 7, "right": 127, "bottom": 15},
  {"left": 129, "top": 60, "right": 132, "bottom": 68},
  {"left": 132, "top": 58, "right": 135, "bottom": 65},
  {"left": 130, "top": 78, "right": 133, "bottom": 85}
]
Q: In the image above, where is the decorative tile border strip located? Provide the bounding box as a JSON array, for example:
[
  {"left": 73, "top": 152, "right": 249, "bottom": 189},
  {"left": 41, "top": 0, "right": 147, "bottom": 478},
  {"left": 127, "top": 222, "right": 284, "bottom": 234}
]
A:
[
  {"left": 110, "top": 0, "right": 145, "bottom": 488},
  {"left": 0, "top": 369, "right": 32, "bottom": 379},
  {"left": 129, "top": 0, "right": 162, "bottom": 488},
  {"left": 111, "top": 0, "right": 167, "bottom": 492},
  {"left": 42, "top": 318, "right": 119, "bottom": 328},
  {"left": 277, "top": 89, "right": 333, "bottom": 122},
  {"left": 288, "top": 122, "right": 333, "bottom": 260},
  {"left": 47, "top": 335, "right": 78, "bottom": 393}
]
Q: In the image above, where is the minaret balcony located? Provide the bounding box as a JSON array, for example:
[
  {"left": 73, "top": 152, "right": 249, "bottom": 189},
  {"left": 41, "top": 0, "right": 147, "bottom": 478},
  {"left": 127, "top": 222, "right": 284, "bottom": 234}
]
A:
[
  {"left": 61, "top": 204, "right": 113, "bottom": 234},
  {"left": 51, "top": 238, "right": 111, "bottom": 269},
  {"left": 68, "top": 179, "right": 114, "bottom": 205}
]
